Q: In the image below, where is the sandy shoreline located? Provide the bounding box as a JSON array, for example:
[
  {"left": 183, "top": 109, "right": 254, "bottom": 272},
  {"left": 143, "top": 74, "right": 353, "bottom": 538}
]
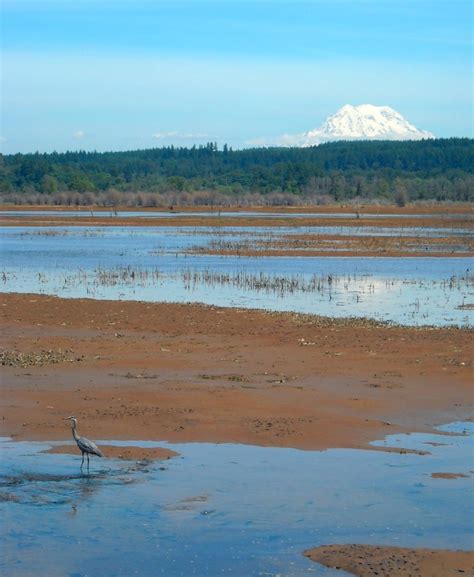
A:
[
  {"left": 304, "top": 544, "right": 474, "bottom": 576},
  {"left": 1, "top": 214, "right": 472, "bottom": 231},
  {"left": 45, "top": 444, "right": 178, "bottom": 461},
  {"left": 1, "top": 293, "right": 472, "bottom": 452}
]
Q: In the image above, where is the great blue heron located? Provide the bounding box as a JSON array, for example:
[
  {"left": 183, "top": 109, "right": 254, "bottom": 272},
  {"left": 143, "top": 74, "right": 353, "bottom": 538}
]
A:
[{"left": 65, "top": 416, "right": 103, "bottom": 469}]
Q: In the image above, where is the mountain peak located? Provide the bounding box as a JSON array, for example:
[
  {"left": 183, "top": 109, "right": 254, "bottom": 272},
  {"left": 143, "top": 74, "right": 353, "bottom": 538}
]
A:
[{"left": 278, "top": 104, "right": 434, "bottom": 147}]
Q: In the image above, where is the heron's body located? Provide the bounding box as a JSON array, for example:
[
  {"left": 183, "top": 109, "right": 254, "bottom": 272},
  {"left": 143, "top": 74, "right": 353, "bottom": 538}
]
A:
[{"left": 66, "top": 416, "right": 103, "bottom": 468}]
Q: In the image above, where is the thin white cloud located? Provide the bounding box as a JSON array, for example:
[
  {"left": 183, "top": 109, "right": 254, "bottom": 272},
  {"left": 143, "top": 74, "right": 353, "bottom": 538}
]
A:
[
  {"left": 244, "top": 137, "right": 269, "bottom": 147},
  {"left": 73, "top": 130, "right": 85, "bottom": 139},
  {"left": 152, "top": 131, "right": 212, "bottom": 140},
  {"left": 245, "top": 133, "right": 301, "bottom": 147},
  {"left": 0, "top": 136, "right": 7, "bottom": 143}
]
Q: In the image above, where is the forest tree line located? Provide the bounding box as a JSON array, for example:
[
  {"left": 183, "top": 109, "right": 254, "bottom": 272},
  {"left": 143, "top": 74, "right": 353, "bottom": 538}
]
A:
[{"left": 0, "top": 138, "right": 472, "bottom": 206}]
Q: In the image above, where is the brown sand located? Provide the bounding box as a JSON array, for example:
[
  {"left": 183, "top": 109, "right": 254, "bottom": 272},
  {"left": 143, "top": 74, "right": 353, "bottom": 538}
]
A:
[
  {"left": 431, "top": 472, "right": 469, "bottom": 479},
  {"left": 304, "top": 544, "right": 474, "bottom": 576},
  {"left": 45, "top": 444, "right": 177, "bottom": 461},
  {"left": 1, "top": 293, "right": 472, "bottom": 451},
  {"left": 1, "top": 214, "right": 472, "bottom": 232}
]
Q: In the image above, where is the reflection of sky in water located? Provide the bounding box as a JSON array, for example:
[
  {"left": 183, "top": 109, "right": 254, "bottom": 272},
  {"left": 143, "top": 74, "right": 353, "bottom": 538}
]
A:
[
  {"left": 1, "top": 422, "right": 473, "bottom": 577},
  {"left": 1, "top": 226, "right": 472, "bottom": 327}
]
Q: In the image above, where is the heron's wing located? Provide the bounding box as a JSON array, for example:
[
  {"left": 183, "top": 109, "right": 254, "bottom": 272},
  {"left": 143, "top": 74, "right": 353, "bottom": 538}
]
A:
[{"left": 77, "top": 436, "right": 103, "bottom": 457}]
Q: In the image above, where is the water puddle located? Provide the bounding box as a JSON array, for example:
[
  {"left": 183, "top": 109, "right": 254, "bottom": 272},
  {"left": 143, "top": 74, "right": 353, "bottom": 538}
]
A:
[{"left": 1, "top": 423, "right": 472, "bottom": 576}]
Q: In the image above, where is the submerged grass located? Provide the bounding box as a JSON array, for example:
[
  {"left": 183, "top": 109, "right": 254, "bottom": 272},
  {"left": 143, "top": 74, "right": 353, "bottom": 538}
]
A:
[{"left": 2, "top": 263, "right": 472, "bottom": 297}]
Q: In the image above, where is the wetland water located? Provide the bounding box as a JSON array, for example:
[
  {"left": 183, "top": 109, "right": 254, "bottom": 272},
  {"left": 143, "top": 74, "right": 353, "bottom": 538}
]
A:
[
  {"left": 1, "top": 209, "right": 470, "bottom": 220},
  {"left": 1, "top": 422, "right": 472, "bottom": 577},
  {"left": 1, "top": 226, "right": 473, "bottom": 326}
]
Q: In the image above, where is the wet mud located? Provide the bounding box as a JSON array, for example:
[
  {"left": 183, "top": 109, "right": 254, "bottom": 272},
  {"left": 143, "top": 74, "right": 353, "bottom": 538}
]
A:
[
  {"left": 304, "top": 544, "right": 474, "bottom": 577},
  {"left": 1, "top": 293, "right": 472, "bottom": 451}
]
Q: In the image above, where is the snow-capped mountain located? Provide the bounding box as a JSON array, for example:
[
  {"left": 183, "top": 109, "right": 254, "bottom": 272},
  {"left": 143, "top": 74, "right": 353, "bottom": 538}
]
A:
[{"left": 277, "top": 104, "right": 434, "bottom": 147}]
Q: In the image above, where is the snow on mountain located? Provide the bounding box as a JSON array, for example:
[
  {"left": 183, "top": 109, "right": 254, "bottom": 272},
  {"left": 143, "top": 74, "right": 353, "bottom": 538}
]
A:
[{"left": 277, "top": 104, "right": 434, "bottom": 147}]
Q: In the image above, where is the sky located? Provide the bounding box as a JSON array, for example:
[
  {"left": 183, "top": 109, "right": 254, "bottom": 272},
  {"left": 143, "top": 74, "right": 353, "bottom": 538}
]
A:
[{"left": 1, "top": 0, "right": 472, "bottom": 153}]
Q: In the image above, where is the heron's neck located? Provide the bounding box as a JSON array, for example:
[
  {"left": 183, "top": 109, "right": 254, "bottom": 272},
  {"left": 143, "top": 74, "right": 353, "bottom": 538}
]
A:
[{"left": 71, "top": 424, "right": 80, "bottom": 441}]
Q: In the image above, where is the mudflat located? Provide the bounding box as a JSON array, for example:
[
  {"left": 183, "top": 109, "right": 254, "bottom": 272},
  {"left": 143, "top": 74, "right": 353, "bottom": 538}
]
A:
[
  {"left": 1, "top": 293, "right": 472, "bottom": 452},
  {"left": 1, "top": 204, "right": 472, "bottom": 230},
  {"left": 304, "top": 544, "right": 474, "bottom": 576}
]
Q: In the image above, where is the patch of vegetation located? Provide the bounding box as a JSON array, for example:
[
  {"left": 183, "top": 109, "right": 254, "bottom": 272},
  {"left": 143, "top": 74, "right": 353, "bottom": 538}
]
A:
[{"left": 0, "top": 348, "right": 80, "bottom": 367}]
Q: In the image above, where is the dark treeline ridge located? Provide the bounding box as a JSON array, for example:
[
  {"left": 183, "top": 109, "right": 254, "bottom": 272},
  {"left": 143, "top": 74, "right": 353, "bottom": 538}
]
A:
[{"left": 1, "top": 138, "right": 472, "bottom": 206}]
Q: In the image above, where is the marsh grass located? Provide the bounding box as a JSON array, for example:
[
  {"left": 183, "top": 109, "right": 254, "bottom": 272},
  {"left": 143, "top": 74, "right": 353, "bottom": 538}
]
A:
[
  {"left": 19, "top": 265, "right": 471, "bottom": 302},
  {"left": 1, "top": 261, "right": 472, "bottom": 327},
  {"left": 188, "top": 231, "right": 474, "bottom": 256}
]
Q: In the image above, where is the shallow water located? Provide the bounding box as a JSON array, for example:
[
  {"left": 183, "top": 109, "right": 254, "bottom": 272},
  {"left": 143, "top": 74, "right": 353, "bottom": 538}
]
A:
[
  {"left": 1, "top": 209, "right": 471, "bottom": 220},
  {"left": 1, "top": 422, "right": 473, "bottom": 577},
  {"left": 1, "top": 226, "right": 472, "bottom": 326}
]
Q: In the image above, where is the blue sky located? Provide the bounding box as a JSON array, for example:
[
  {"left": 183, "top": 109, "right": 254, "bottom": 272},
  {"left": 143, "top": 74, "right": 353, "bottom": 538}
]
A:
[{"left": 2, "top": 0, "right": 472, "bottom": 153}]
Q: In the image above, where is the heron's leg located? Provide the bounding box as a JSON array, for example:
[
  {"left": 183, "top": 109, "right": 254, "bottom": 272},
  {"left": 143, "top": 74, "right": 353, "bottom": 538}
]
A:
[
  {"left": 81, "top": 452, "right": 85, "bottom": 468},
  {"left": 87, "top": 453, "right": 90, "bottom": 470}
]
